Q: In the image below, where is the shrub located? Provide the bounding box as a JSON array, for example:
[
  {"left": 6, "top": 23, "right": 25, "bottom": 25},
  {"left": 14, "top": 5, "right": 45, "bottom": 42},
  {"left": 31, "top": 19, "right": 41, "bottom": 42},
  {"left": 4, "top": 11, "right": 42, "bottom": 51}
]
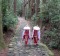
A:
[
  {"left": 2, "top": 10, "right": 18, "bottom": 31},
  {"left": 39, "top": 0, "right": 60, "bottom": 49}
]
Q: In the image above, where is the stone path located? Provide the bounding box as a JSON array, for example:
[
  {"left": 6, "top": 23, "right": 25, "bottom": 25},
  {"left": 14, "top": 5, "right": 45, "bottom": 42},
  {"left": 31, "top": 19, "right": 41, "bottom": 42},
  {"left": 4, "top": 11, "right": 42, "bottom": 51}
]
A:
[{"left": 7, "top": 17, "right": 51, "bottom": 56}]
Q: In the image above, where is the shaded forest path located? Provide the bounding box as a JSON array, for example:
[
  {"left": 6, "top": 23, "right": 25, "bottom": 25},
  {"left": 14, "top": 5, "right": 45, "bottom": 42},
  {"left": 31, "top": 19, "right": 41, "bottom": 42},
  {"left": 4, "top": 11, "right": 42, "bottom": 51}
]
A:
[{"left": 7, "top": 17, "right": 51, "bottom": 56}]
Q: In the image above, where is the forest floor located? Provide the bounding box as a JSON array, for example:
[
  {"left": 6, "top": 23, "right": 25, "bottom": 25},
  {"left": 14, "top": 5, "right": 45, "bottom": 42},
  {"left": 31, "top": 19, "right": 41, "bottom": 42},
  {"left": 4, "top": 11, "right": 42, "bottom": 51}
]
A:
[{"left": 0, "top": 17, "right": 60, "bottom": 56}]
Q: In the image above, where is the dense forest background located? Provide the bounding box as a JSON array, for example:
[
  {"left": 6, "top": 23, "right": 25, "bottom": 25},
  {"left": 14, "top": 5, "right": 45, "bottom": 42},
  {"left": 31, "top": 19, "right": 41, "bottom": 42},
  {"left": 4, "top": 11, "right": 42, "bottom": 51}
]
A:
[{"left": 0, "top": 0, "right": 60, "bottom": 52}]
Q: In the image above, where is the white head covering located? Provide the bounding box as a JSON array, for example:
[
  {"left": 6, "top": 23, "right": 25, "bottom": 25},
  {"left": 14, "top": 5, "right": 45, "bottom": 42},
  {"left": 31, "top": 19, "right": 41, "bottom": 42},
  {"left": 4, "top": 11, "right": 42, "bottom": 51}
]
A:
[
  {"left": 23, "top": 25, "right": 30, "bottom": 29},
  {"left": 33, "top": 25, "right": 40, "bottom": 30}
]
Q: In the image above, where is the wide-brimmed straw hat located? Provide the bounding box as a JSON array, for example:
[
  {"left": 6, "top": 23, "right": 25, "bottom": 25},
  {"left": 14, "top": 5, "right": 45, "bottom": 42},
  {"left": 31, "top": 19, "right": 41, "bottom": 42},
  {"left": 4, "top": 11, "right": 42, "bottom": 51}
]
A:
[
  {"left": 33, "top": 26, "right": 40, "bottom": 30},
  {"left": 23, "top": 25, "right": 30, "bottom": 29}
]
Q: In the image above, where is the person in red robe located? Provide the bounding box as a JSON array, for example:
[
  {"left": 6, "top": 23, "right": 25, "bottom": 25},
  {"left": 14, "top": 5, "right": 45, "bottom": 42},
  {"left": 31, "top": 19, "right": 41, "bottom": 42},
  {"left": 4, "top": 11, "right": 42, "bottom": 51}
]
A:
[
  {"left": 22, "top": 25, "right": 30, "bottom": 45},
  {"left": 32, "top": 26, "right": 40, "bottom": 45}
]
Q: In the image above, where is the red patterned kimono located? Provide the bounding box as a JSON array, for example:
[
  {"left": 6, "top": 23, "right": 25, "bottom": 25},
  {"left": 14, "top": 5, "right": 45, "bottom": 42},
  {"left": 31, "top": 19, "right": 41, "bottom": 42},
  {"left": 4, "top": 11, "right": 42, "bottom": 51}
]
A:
[
  {"left": 33, "top": 30, "right": 39, "bottom": 45},
  {"left": 23, "top": 30, "right": 29, "bottom": 45}
]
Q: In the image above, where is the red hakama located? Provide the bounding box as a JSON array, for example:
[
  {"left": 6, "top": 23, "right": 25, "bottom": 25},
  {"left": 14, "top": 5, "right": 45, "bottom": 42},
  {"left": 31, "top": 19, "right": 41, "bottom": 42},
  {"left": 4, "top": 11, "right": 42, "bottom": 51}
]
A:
[
  {"left": 23, "top": 30, "right": 29, "bottom": 45},
  {"left": 33, "top": 30, "right": 39, "bottom": 45}
]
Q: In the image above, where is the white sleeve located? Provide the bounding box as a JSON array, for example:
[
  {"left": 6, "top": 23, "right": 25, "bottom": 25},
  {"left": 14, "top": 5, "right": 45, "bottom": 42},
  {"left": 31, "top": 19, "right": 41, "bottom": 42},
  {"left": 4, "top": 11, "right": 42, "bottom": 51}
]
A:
[
  {"left": 38, "top": 30, "right": 41, "bottom": 40},
  {"left": 29, "top": 30, "right": 31, "bottom": 38},
  {"left": 22, "top": 29, "right": 25, "bottom": 39}
]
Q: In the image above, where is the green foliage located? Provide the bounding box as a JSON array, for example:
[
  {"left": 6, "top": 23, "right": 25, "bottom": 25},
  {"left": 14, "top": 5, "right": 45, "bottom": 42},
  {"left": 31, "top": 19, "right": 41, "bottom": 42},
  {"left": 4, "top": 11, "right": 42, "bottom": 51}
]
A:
[
  {"left": 39, "top": 0, "right": 60, "bottom": 49},
  {"left": 16, "top": 0, "right": 23, "bottom": 16},
  {"left": 2, "top": 0, "right": 18, "bottom": 31},
  {"left": 31, "top": 14, "right": 37, "bottom": 21},
  {"left": 42, "top": 30, "right": 60, "bottom": 48},
  {"left": 2, "top": 11, "right": 18, "bottom": 29}
]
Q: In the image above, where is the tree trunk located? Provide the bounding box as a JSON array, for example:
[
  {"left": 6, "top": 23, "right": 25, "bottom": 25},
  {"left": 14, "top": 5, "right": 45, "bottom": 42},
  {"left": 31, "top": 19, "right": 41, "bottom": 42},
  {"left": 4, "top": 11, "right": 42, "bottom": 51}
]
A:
[
  {"left": 23, "top": 0, "right": 26, "bottom": 18},
  {"left": 42, "top": 0, "right": 46, "bottom": 3},
  {"left": 14, "top": 0, "right": 16, "bottom": 15},
  {"left": 0, "top": 0, "right": 5, "bottom": 49},
  {"left": 30, "top": 0, "right": 35, "bottom": 16},
  {"left": 8, "top": 0, "right": 10, "bottom": 10},
  {"left": 28, "top": 0, "right": 31, "bottom": 18},
  {"left": 35, "top": 0, "right": 40, "bottom": 15}
]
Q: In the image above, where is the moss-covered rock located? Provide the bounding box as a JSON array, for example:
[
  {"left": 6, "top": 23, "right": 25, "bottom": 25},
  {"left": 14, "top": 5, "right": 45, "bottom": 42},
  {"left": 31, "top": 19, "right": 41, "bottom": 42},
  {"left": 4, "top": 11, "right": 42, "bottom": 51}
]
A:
[{"left": 39, "top": 43, "right": 54, "bottom": 56}]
